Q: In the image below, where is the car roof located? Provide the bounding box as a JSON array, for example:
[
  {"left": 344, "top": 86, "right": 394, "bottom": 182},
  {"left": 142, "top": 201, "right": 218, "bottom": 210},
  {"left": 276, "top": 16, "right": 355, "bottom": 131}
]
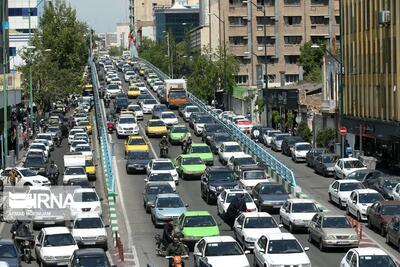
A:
[
  {"left": 191, "top": 143, "right": 209, "bottom": 147},
  {"left": 295, "top": 142, "right": 311, "bottom": 146},
  {"left": 341, "top": 158, "right": 362, "bottom": 162},
  {"left": 75, "top": 213, "right": 102, "bottom": 219},
  {"left": 184, "top": 211, "right": 211, "bottom": 217},
  {"left": 74, "top": 248, "right": 106, "bottom": 257},
  {"left": 287, "top": 199, "right": 315, "bottom": 204},
  {"left": 156, "top": 193, "right": 180, "bottom": 199},
  {"left": 222, "top": 141, "right": 240, "bottom": 146},
  {"left": 202, "top": 235, "right": 236, "bottom": 243},
  {"left": 264, "top": 232, "right": 296, "bottom": 240},
  {"left": 74, "top": 188, "right": 97, "bottom": 193},
  {"left": 152, "top": 159, "right": 172, "bottom": 163},
  {"left": 240, "top": 166, "right": 264, "bottom": 171},
  {"left": 336, "top": 179, "right": 361, "bottom": 184},
  {"left": 42, "top": 227, "right": 71, "bottom": 235},
  {"left": 223, "top": 189, "right": 248, "bottom": 194},
  {"left": 353, "top": 189, "right": 379, "bottom": 194},
  {"left": 351, "top": 247, "right": 388, "bottom": 256},
  {"left": 179, "top": 154, "right": 203, "bottom": 159},
  {"left": 242, "top": 212, "right": 273, "bottom": 218}
]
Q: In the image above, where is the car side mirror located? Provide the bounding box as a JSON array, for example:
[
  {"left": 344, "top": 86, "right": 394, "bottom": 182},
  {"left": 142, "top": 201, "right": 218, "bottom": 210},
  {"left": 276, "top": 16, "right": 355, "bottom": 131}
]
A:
[
  {"left": 144, "top": 178, "right": 148, "bottom": 182},
  {"left": 304, "top": 247, "right": 310, "bottom": 252},
  {"left": 194, "top": 252, "right": 202, "bottom": 257},
  {"left": 105, "top": 224, "right": 110, "bottom": 228},
  {"left": 185, "top": 203, "right": 189, "bottom": 207},
  {"left": 244, "top": 250, "right": 251, "bottom": 254},
  {"left": 278, "top": 224, "right": 284, "bottom": 228}
]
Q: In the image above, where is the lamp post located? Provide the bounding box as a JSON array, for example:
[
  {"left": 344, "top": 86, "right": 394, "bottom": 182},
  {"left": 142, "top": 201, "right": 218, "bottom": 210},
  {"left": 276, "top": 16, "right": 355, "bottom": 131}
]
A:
[
  {"left": 243, "top": 0, "right": 269, "bottom": 125},
  {"left": 208, "top": 13, "right": 227, "bottom": 109},
  {"left": 1, "top": 6, "right": 8, "bottom": 168},
  {"left": 162, "top": 30, "right": 172, "bottom": 78}
]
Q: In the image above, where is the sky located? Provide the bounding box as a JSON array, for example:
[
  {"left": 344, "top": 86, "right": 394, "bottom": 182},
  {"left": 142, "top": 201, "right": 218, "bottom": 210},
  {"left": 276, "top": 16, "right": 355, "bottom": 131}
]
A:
[{"left": 66, "top": 0, "right": 129, "bottom": 33}]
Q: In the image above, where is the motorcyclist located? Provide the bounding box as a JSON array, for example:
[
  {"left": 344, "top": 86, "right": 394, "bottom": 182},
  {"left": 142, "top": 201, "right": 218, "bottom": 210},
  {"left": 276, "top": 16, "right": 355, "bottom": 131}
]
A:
[
  {"left": 165, "top": 233, "right": 188, "bottom": 267},
  {"left": 11, "top": 220, "right": 32, "bottom": 239},
  {"left": 182, "top": 136, "right": 192, "bottom": 154},
  {"left": 162, "top": 219, "right": 174, "bottom": 249},
  {"left": 224, "top": 194, "right": 247, "bottom": 229},
  {"left": 159, "top": 136, "right": 169, "bottom": 156},
  {"left": 46, "top": 161, "right": 59, "bottom": 184}
]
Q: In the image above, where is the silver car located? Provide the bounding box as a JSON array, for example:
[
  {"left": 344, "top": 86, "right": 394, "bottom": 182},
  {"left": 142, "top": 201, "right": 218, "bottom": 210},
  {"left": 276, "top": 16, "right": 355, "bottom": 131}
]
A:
[
  {"left": 151, "top": 193, "right": 188, "bottom": 227},
  {"left": 308, "top": 213, "right": 359, "bottom": 251},
  {"left": 271, "top": 133, "right": 290, "bottom": 152}
]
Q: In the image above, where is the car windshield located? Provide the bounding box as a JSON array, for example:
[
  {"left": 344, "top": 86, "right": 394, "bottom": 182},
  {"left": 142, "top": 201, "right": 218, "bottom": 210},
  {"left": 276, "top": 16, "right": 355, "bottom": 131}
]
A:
[
  {"left": 67, "top": 179, "right": 91, "bottom": 188},
  {"left": 116, "top": 98, "right": 128, "bottom": 105},
  {"left": 44, "top": 233, "right": 76, "bottom": 247},
  {"left": 359, "top": 255, "right": 397, "bottom": 267},
  {"left": 323, "top": 155, "right": 339, "bottom": 163},
  {"left": 30, "top": 144, "right": 44, "bottom": 150},
  {"left": 144, "top": 99, "right": 157, "bottom": 104},
  {"left": 75, "top": 255, "right": 110, "bottom": 267},
  {"left": 119, "top": 117, "right": 136, "bottom": 124},
  {"left": 149, "top": 120, "right": 165, "bottom": 127},
  {"left": 65, "top": 167, "right": 85, "bottom": 175},
  {"left": 127, "top": 152, "right": 149, "bottom": 160},
  {"left": 149, "top": 173, "right": 173, "bottom": 181},
  {"left": 186, "top": 107, "right": 199, "bottom": 113},
  {"left": 296, "top": 144, "right": 312, "bottom": 151},
  {"left": 196, "top": 116, "right": 213, "bottom": 123},
  {"left": 209, "top": 171, "right": 235, "bottom": 182},
  {"left": 47, "top": 127, "right": 59, "bottom": 133},
  {"left": 153, "top": 162, "right": 174, "bottom": 170},
  {"left": 157, "top": 197, "right": 184, "bottom": 208},
  {"left": 226, "top": 193, "right": 253, "bottom": 203},
  {"left": 292, "top": 203, "right": 318, "bottom": 213},
  {"left": 182, "top": 157, "right": 203, "bottom": 165},
  {"left": 267, "top": 239, "right": 303, "bottom": 254},
  {"left": 76, "top": 146, "right": 91, "bottom": 152},
  {"left": 25, "top": 156, "right": 44, "bottom": 165},
  {"left": 171, "top": 127, "right": 188, "bottom": 133},
  {"left": 162, "top": 113, "right": 176, "bottom": 119},
  {"left": 72, "top": 141, "right": 87, "bottom": 147},
  {"left": 169, "top": 91, "right": 186, "bottom": 99},
  {"left": 237, "top": 157, "right": 256, "bottom": 165},
  {"left": 243, "top": 171, "right": 265, "bottom": 180},
  {"left": 191, "top": 146, "right": 211, "bottom": 153},
  {"left": 382, "top": 205, "right": 400, "bottom": 215},
  {"left": 344, "top": 160, "right": 365, "bottom": 168},
  {"left": 275, "top": 135, "right": 289, "bottom": 141},
  {"left": 74, "top": 191, "right": 99, "bottom": 202},
  {"left": 146, "top": 185, "right": 174, "bottom": 195},
  {"left": 107, "top": 84, "right": 118, "bottom": 89},
  {"left": 205, "top": 242, "right": 243, "bottom": 256},
  {"left": 19, "top": 169, "right": 37, "bottom": 177},
  {"left": 0, "top": 244, "right": 17, "bottom": 258},
  {"left": 322, "top": 217, "right": 352, "bottom": 228},
  {"left": 359, "top": 193, "right": 384, "bottom": 203},
  {"left": 184, "top": 215, "right": 216, "bottom": 227},
  {"left": 339, "top": 182, "right": 364, "bottom": 191},
  {"left": 154, "top": 105, "right": 168, "bottom": 111},
  {"left": 129, "top": 105, "right": 141, "bottom": 111},
  {"left": 74, "top": 217, "right": 103, "bottom": 229},
  {"left": 244, "top": 217, "right": 278, "bottom": 228},
  {"left": 214, "top": 135, "right": 231, "bottom": 142},
  {"left": 128, "top": 138, "right": 146, "bottom": 145},
  {"left": 78, "top": 121, "right": 90, "bottom": 126},
  {"left": 260, "top": 184, "right": 287, "bottom": 195},
  {"left": 126, "top": 71, "right": 135, "bottom": 75},
  {"left": 225, "top": 145, "right": 241, "bottom": 152}
]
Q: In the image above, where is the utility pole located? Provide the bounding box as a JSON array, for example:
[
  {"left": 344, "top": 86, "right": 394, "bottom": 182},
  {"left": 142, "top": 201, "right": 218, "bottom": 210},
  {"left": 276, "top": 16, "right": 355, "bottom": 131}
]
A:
[
  {"left": 28, "top": 0, "right": 33, "bottom": 133},
  {"left": 1, "top": 2, "right": 9, "bottom": 168}
]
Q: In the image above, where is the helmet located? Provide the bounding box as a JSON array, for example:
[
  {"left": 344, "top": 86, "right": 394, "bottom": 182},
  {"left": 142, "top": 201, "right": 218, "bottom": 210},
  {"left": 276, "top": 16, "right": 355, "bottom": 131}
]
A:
[
  {"left": 174, "top": 232, "right": 184, "bottom": 239},
  {"left": 50, "top": 160, "right": 55, "bottom": 165},
  {"left": 162, "top": 135, "right": 167, "bottom": 139}
]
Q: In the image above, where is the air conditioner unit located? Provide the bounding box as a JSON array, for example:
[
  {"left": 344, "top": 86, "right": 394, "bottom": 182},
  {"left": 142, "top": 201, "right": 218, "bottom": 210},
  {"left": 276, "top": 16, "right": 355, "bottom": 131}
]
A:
[{"left": 378, "top": 10, "right": 391, "bottom": 24}]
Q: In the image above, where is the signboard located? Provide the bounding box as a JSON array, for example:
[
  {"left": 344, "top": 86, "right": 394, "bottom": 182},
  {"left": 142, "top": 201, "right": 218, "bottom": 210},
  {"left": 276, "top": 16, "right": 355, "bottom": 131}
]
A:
[
  {"left": 265, "top": 89, "right": 299, "bottom": 110},
  {"left": 339, "top": 127, "right": 347, "bottom": 135}
]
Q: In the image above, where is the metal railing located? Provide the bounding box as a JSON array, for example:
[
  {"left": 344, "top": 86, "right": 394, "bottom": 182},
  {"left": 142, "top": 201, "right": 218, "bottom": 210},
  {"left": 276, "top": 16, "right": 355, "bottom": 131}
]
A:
[{"left": 137, "top": 58, "right": 297, "bottom": 186}]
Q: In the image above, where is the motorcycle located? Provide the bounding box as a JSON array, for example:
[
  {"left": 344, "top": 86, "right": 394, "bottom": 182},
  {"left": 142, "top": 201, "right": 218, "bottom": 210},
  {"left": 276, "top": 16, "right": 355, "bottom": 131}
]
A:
[
  {"left": 160, "top": 146, "right": 169, "bottom": 158},
  {"left": 47, "top": 171, "right": 59, "bottom": 185},
  {"left": 165, "top": 255, "right": 189, "bottom": 267},
  {"left": 107, "top": 121, "right": 115, "bottom": 134},
  {"left": 55, "top": 136, "right": 61, "bottom": 147},
  {"left": 15, "top": 236, "right": 34, "bottom": 263}
]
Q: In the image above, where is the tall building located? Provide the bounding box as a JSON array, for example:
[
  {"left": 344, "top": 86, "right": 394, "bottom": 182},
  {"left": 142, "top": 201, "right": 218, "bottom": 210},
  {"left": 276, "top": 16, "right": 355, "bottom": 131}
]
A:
[
  {"left": 342, "top": 0, "right": 400, "bottom": 165},
  {"left": 0, "top": 0, "right": 9, "bottom": 74},
  {"left": 193, "top": 0, "right": 340, "bottom": 88},
  {"left": 116, "top": 22, "right": 130, "bottom": 49}
]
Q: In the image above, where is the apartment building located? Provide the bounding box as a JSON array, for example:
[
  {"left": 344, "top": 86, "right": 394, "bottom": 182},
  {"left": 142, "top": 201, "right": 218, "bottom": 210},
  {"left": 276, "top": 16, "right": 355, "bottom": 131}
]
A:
[
  {"left": 195, "top": 0, "right": 339, "bottom": 88},
  {"left": 342, "top": 0, "right": 400, "bottom": 165}
]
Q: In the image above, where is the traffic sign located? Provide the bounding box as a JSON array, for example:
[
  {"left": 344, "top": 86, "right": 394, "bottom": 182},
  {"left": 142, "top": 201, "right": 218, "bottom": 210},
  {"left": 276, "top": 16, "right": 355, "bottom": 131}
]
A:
[{"left": 339, "top": 127, "right": 347, "bottom": 135}]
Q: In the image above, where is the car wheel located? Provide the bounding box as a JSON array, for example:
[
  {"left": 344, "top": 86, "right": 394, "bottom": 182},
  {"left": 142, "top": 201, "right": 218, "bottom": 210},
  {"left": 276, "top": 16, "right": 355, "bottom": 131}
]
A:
[
  {"left": 357, "top": 211, "right": 362, "bottom": 222},
  {"left": 307, "top": 232, "right": 313, "bottom": 243},
  {"left": 289, "top": 222, "right": 294, "bottom": 233},
  {"left": 328, "top": 193, "right": 332, "bottom": 203},
  {"left": 319, "top": 239, "right": 325, "bottom": 251},
  {"left": 338, "top": 198, "right": 344, "bottom": 209},
  {"left": 380, "top": 224, "right": 386, "bottom": 237},
  {"left": 386, "top": 233, "right": 390, "bottom": 244},
  {"left": 206, "top": 192, "right": 211, "bottom": 204},
  {"left": 367, "top": 217, "right": 373, "bottom": 229},
  {"left": 346, "top": 206, "right": 350, "bottom": 216}
]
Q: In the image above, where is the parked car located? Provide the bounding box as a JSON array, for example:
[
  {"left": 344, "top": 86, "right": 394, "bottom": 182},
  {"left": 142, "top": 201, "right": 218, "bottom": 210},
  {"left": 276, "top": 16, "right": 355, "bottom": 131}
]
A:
[
  {"left": 368, "top": 176, "right": 400, "bottom": 200},
  {"left": 328, "top": 179, "right": 365, "bottom": 209},
  {"left": 270, "top": 133, "right": 290, "bottom": 152},
  {"left": 340, "top": 247, "right": 396, "bottom": 267},
  {"left": 346, "top": 189, "right": 384, "bottom": 221},
  {"left": 306, "top": 148, "right": 329, "bottom": 167},
  {"left": 279, "top": 199, "right": 319, "bottom": 232},
  {"left": 252, "top": 182, "right": 289, "bottom": 212},
  {"left": 200, "top": 167, "right": 238, "bottom": 204},
  {"left": 281, "top": 136, "right": 304, "bottom": 156},
  {"left": 262, "top": 129, "right": 281, "bottom": 146},
  {"left": 385, "top": 216, "right": 400, "bottom": 250},
  {"left": 151, "top": 193, "right": 188, "bottom": 227},
  {"left": 334, "top": 158, "right": 367, "bottom": 179},
  {"left": 291, "top": 142, "right": 312, "bottom": 162},
  {"left": 366, "top": 200, "right": 400, "bottom": 236},
  {"left": 314, "top": 153, "right": 339, "bottom": 177}
]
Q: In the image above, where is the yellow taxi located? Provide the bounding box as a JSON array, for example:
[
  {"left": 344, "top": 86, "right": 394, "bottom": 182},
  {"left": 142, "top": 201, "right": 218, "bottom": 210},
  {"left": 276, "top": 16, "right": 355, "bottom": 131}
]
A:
[
  {"left": 85, "top": 156, "right": 96, "bottom": 179},
  {"left": 129, "top": 78, "right": 138, "bottom": 86},
  {"left": 77, "top": 120, "right": 92, "bottom": 135},
  {"left": 125, "top": 136, "right": 149, "bottom": 154},
  {"left": 145, "top": 119, "right": 168, "bottom": 137},
  {"left": 139, "top": 67, "right": 145, "bottom": 76},
  {"left": 127, "top": 87, "right": 140, "bottom": 98}
]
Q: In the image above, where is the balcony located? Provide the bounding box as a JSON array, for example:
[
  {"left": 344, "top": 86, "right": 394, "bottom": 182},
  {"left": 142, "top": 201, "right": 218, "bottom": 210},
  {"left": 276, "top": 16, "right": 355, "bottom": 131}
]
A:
[
  {"left": 230, "top": 45, "right": 249, "bottom": 56},
  {"left": 321, "top": 100, "right": 338, "bottom": 113},
  {"left": 309, "top": 24, "right": 329, "bottom": 35}
]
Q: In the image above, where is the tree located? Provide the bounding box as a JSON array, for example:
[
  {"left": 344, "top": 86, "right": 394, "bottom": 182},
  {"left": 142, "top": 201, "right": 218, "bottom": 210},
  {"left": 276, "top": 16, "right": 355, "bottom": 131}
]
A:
[
  {"left": 19, "top": 0, "right": 89, "bottom": 111},
  {"left": 316, "top": 128, "right": 336, "bottom": 147},
  {"left": 109, "top": 46, "right": 122, "bottom": 57},
  {"left": 285, "top": 112, "right": 294, "bottom": 131},
  {"left": 299, "top": 41, "right": 326, "bottom": 83},
  {"left": 271, "top": 111, "right": 282, "bottom": 130},
  {"left": 138, "top": 37, "right": 170, "bottom": 75},
  {"left": 297, "top": 121, "right": 312, "bottom": 142}
]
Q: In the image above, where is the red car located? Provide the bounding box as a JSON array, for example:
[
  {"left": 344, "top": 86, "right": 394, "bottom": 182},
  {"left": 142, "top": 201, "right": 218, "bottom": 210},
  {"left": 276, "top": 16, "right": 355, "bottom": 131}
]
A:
[{"left": 366, "top": 200, "right": 400, "bottom": 236}]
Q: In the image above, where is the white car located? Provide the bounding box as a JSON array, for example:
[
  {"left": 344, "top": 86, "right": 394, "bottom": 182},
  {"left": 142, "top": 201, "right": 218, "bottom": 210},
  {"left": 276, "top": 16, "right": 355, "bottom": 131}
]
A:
[
  {"left": 36, "top": 133, "right": 54, "bottom": 150},
  {"left": 0, "top": 167, "right": 50, "bottom": 187},
  {"left": 63, "top": 166, "right": 88, "bottom": 184},
  {"left": 160, "top": 111, "right": 178, "bottom": 126},
  {"left": 262, "top": 130, "right": 281, "bottom": 146},
  {"left": 144, "top": 171, "right": 176, "bottom": 191},
  {"left": 106, "top": 73, "right": 117, "bottom": 82},
  {"left": 75, "top": 144, "right": 93, "bottom": 157},
  {"left": 193, "top": 236, "right": 250, "bottom": 267},
  {"left": 33, "top": 139, "right": 51, "bottom": 154},
  {"left": 340, "top": 247, "right": 397, "bottom": 267},
  {"left": 182, "top": 106, "right": 200, "bottom": 121},
  {"left": 34, "top": 227, "right": 79, "bottom": 266},
  {"left": 74, "top": 113, "right": 88, "bottom": 124},
  {"left": 253, "top": 233, "right": 311, "bottom": 267},
  {"left": 334, "top": 158, "right": 367, "bottom": 179},
  {"left": 279, "top": 199, "right": 319, "bottom": 232},
  {"left": 105, "top": 84, "right": 121, "bottom": 97},
  {"left": 238, "top": 167, "right": 269, "bottom": 192},
  {"left": 346, "top": 189, "right": 384, "bottom": 221},
  {"left": 70, "top": 140, "right": 88, "bottom": 152},
  {"left": 291, "top": 142, "right": 312, "bottom": 162},
  {"left": 127, "top": 104, "right": 144, "bottom": 120},
  {"left": 29, "top": 143, "right": 49, "bottom": 159},
  {"left": 328, "top": 179, "right": 365, "bottom": 209},
  {"left": 193, "top": 115, "right": 214, "bottom": 135},
  {"left": 152, "top": 80, "right": 164, "bottom": 91},
  {"left": 69, "top": 188, "right": 103, "bottom": 218},
  {"left": 68, "top": 128, "right": 86, "bottom": 144},
  {"left": 116, "top": 114, "right": 139, "bottom": 138},
  {"left": 140, "top": 99, "right": 158, "bottom": 113},
  {"left": 147, "top": 159, "right": 179, "bottom": 185},
  {"left": 216, "top": 189, "right": 257, "bottom": 216},
  {"left": 124, "top": 70, "right": 136, "bottom": 82},
  {"left": 233, "top": 212, "right": 281, "bottom": 250},
  {"left": 109, "top": 77, "right": 122, "bottom": 85},
  {"left": 73, "top": 133, "right": 90, "bottom": 144},
  {"left": 218, "top": 142, "right": 245, "bottom": 165},
  {"left": 72, "top": 213, "right": 108, "bottom": 250}
]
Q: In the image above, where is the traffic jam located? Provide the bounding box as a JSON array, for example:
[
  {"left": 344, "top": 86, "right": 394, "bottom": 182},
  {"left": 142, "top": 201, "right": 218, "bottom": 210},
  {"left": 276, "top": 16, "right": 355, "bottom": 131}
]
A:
[{"left": 98, "top": 53, "right": 400, "bottom": 267}]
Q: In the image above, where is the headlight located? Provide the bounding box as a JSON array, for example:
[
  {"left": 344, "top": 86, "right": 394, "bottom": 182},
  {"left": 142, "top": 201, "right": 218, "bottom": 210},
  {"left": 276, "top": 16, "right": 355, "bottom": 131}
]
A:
[
  {"left": 209, "top": 186, "right": 216, "bottom": 191},
  {"left": 325, "top": 235, "right": 336, "bottom": 240},
  {"left": 43, "top": 256, "right": 55, "bottom": 260},
  {"left": 97, "top": 235, "right": 107, "bottom": 240},
  {"left": 350, "top": 234, "right": 359, "bottom": 240},
  {"left": 74, "top": 236, "right": 82, "bottom": 240},
  {"left": 245, "top": 237, "right": 257, "bottom": 242}
]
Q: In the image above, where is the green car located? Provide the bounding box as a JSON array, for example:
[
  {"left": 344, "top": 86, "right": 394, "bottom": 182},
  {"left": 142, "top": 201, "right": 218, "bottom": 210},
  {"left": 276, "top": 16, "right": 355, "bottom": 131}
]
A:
[
  {"left": 187, "top": 143, "right": 214, "bottom": 166},
  {"left": 175, "top": 211, "right": 220, "bottom": 247},
  {"left": 175, "top": 155, "right": 206, "bottom": 180},
  {"left": 168, "top": 124, "right": 191, "bottom": 144}
]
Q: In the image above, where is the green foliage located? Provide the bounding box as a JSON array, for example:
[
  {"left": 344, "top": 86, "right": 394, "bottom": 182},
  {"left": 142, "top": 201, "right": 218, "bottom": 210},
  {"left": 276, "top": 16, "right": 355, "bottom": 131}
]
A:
[
  {"left": 285, "top": 112, "right": 294, "bottom": 130},
  {"left": 272, "top": 111, "right": 282, "bottom": 126},
  {"left": 299, "top": 41, "right": 326, "bottom": 83},
  {"left": 297, "top": 121, "right": 312, "bottom": 142},
  {"left": 108, "top": 46, "right": 123, "bottom": 57},
  {"left": 138, "top": 37, "right": 170, "bottom": 75},
  {"left": 317, "top": 128, "right": 336, "bottom": 147},
  {"left": 187, "top": 54, "right": 218, "bottom": 101},
  {"left": 19, "top": 0, "right": 89, "bottom": 111},
  {"left": 255, "top": 96, "right": 265, "bottom": 113}
]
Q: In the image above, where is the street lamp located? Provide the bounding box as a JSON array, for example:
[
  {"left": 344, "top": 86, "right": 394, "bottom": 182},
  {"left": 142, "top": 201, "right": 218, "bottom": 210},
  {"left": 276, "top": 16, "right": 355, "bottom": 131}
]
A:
[
  {"left": 208, "top": 12, "right": 227, "bottom": 109},
  {"left": 162, "top": 30, "right": 173, "bottom": 78}
]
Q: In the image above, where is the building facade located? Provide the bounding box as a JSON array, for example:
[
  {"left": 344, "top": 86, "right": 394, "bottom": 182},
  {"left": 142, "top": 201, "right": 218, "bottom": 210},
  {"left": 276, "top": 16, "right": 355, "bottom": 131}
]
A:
[
  {"left": 116, "top": 22, "right": 130, "bottom": 49},
  {"left": 342, "top": 0, "right": 400, "bottom": 165}
]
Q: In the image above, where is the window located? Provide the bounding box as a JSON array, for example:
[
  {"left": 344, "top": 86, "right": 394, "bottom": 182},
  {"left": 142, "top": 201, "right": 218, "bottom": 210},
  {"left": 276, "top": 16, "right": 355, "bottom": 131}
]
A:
[
  {"left": 229, "top": 0, "right": 243, "bottom": 5},
  {"left": 235, "top": 75, "right": 248, "bottom": 85},
  {"left": 268, "top": 75, "right": 276, "bottom": 83},
  {"left": 335, "top": 16, "right": 341, "bottom": 25},
  {"left": 346, "top": 251, "right": 354, "bottom": 264},
  {"left": 257, "top": 0, "right": 274, "bottom": 5},
  {"left": 311, "top": 0, "right": 329, "bottom": 5},
  {"left": 8, "top": 8, "right": 37, "bottom": 16},
  {"left": 284, "top": 16, "right": 302, "bottom": 26},
  {"left": 285, "top": 74, "right": 299, "bottom": 84},
  {"left": 257, "top": 36, "right": 275, "bottom": 45},
  {"left": 236, "top": 56, "right": 251, "bottom": 64},
  {"left": 256, "top": 16, "right": 275, "bottom": 26},
  {"left": 284, "top": 0, "right": 300, "bottom": 5},
  {"left": 284, "top": 36, "right": 302, "bottom": 45},
  {"left": 284, "top": 55, "right": 299, "bottom": 64},
  {"left": 310, "top": 16, "right": 329, "bottom": 25},
  {"left": 257, "top": 56, "right": 277, "bottom": 64},
  {"left": 229, "top": 16, "right": 247, "bottom": 26},
  {"left": 310, "top": 36, "right": 327, "bottom": 43},
  {"left": 229, "top": 36, "right": 248, "bottom": 45}
]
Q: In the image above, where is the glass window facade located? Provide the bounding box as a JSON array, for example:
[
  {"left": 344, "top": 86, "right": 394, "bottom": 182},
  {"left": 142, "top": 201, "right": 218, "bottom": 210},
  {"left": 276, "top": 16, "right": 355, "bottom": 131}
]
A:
[{"left": 8, "top": 8, "right": 37, "bottom": 16}]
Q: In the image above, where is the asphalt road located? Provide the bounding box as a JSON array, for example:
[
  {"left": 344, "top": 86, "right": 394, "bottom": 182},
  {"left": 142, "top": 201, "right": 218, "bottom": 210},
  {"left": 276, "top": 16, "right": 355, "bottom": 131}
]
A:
[{"left": 106, "top": 70, "right": 350, "bottom": 267}]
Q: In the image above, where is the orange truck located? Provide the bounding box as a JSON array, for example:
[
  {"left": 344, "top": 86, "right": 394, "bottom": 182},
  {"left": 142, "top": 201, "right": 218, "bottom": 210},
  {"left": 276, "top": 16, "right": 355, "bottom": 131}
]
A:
[{"left": 164, "top": 79, "right": 188, "bottom": 108}]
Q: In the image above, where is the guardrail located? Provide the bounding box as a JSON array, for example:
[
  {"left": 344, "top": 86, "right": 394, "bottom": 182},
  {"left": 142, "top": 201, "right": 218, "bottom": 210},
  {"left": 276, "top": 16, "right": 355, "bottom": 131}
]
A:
[{"left": 137, "top": 58, "right": 297, "bottom": 187}]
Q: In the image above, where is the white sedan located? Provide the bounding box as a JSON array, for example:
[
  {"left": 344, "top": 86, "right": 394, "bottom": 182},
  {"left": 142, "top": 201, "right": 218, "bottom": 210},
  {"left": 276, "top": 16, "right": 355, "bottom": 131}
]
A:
[
  {"left": 63, "top": 166, "right": 88, "bottom": 184},
  {"left": 140, "top": 99, "right": 158, "bottom": 114},
  {"left": 328, "top": 179, "right": 364, "bottom": 209},
  {"left": 0, "top": 167, "right": 50, "bottom": 187},
  {"left": 346, "top": 189, "right": 384, "bottom": 221},
  {"left": 128, "top": 104, "right": 144, "bottom": 120},
  {"left": 340, "top": 247, "right": 396, "bottom": 267},
  {"left": 147, "top": 159, "right": 179, "bottom": 185},
  {"left": 279, "top": 199, "right": 319, "bottom": 233},
  {"left": 160, "top": 111, "right": 178, "bottom": 126},
  {"left": 144, "top": 171, "right": 176, "bottom": 191},
  {"left": 72, "top": 213, "right": 108, "bottom": 250},
  {"left": 218, "top": 142, "right": 245, "bottom": 165},
  {"left": 193, "top": 236, "right": 250, "bottom": 267},
  {"left": 216, "top": 189, "right": 257, "bottom": 216},
  {"left": 69, "top": 188, "right": 103, "bottom": 218},
  {"left": 334, "top": 158, "right": 367, "bottom": 179}
]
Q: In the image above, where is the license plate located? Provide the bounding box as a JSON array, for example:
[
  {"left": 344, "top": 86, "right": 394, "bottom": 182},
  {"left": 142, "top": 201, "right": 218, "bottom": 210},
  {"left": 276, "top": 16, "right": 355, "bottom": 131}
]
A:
[
  {"left": 273, "top": 205, "right": 281, "bottom": 208},
  {"left": 136, "top": 167, "right": 144, "bottom": 170},
  {"left": 44, "top": 221, "right": 55, "bottom": 225},
  {"left": 57, "top": 262, "right": 68, "bottom": 266},
  {"left": 84, "top": 241, "right": 96, "bottom": 245},
  {"left": 337, "top": 241, "right": 349, "bottom": 245}
]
